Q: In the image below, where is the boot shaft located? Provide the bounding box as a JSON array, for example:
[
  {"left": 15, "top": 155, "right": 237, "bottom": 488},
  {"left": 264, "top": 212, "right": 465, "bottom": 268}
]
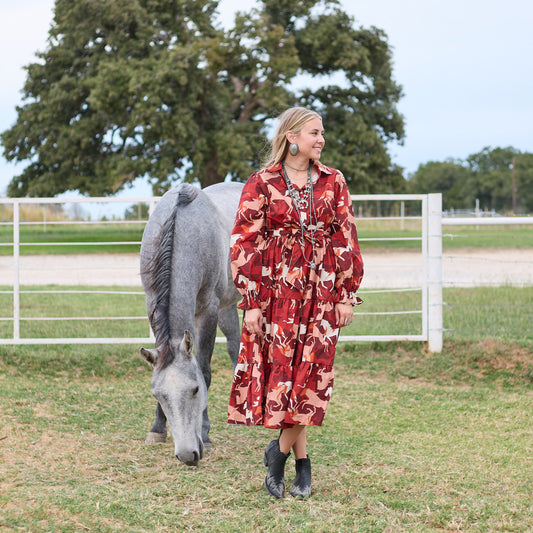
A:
[
  {"left": 290, "top": 456, "right": 312, "bottom": 498},
  {"left": 264, "top": 439, "right": 290, "bottom": 499}
]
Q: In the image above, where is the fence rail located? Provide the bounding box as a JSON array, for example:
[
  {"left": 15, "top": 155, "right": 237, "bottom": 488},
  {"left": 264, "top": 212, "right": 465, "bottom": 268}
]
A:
[
  {"left": 442, "top": 216, "right": 532, "bottom": 226},
  {"left": 5, "top": 193, "right": 530, "bottom": 352}
]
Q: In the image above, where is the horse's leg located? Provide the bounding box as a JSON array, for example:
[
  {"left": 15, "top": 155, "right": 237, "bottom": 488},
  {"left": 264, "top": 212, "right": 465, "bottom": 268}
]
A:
[
  {"left": 145, "top": 402, "right": 167, "bottom": 443},
  {"left": 217, "top": 304, "right": 240, "bottom": 371},
  {"left": 194, "top": 306, "right": 219, "bottom": 450}
]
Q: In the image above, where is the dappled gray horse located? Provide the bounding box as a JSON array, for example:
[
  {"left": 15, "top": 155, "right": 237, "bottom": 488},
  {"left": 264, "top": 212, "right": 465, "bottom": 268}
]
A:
[{"left": 140, "top": 182, "right": 243, "bottom": 466}]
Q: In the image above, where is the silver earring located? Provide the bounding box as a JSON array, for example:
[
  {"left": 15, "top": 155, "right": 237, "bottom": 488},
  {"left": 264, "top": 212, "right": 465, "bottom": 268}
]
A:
[{"left": 289, "top": 142, "right": 299, "bottom": 156}]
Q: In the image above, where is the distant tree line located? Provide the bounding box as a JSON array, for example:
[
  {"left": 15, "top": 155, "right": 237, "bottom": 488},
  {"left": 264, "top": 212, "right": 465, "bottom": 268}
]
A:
[{"left": 407, "top": 146, "right": 533, "bottom": 214}]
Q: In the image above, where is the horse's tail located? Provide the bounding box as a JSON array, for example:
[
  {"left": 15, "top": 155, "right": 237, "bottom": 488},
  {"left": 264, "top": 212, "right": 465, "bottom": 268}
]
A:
[{"left": 142, "top": 184, "right": 201, "bottom": 365}]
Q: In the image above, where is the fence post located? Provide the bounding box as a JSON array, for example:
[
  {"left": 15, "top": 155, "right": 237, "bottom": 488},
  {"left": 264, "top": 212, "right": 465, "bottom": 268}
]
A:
[
  {"left": 13, "top": 200, "right": 20, "bottom": 340},
  {"left": 427, "top": 193, "right": 443, "bottom": 352}
]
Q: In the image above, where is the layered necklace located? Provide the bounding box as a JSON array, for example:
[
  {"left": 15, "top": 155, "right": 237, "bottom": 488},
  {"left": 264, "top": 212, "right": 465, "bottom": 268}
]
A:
[{"left": 282, "top": 161, "right": 317, "bottom": 270}]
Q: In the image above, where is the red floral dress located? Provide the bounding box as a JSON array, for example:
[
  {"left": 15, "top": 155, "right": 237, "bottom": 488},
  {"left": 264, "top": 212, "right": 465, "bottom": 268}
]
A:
[{"left": 227, "top": 161, "right": 363, "bottom": 428}]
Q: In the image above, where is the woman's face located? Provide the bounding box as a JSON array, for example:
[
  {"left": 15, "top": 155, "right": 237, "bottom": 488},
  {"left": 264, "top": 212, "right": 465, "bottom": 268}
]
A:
[{"left": 289, "top": 117, "right": 325, "bottom": 160}]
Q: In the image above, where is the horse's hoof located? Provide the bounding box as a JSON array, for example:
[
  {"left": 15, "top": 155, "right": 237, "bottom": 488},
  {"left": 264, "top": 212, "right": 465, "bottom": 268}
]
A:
[
  {"left": 145, "top": 431, "right": 167, "bottom": 444},
  {"left": 203, "top": 440, "right": 213, "bottom": 453}
]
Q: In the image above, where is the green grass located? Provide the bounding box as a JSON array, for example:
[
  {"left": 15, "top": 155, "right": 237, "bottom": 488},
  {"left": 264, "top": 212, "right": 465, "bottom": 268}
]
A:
[
  {"left": 0, "top": 222, "right": 144, "bottom": 255},
  {"left": 0, "top": 221, "right": 530, "bottom": 255},
  {"left": 356, "top": 220, "right": 533, "bottom": 251},
  {"left": 444, "top": 287, "right": 533, "bottom": 344},
  {"left": 0, "top": 286, "right": 532, "bottom": 531},
  {"left": 0, "top": 342, "right": 531, "bottom": 531},
  {"left": 0, "top": 285, "right": 531, "bottom": 348},
  {"left": 0, "top": 286, "right": 148, "bottom": 339},
  {"left": 442, "top": 224, "right": 533, "bottom": 249}
]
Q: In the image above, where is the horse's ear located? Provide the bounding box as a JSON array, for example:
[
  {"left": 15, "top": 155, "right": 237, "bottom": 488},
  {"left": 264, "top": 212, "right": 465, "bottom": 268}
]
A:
[
  {"left": 140, "top": 347, "right": 159, "bottom": 367},
  {"left": 180, "top": 330, "right": 194, "bottom": 357}
]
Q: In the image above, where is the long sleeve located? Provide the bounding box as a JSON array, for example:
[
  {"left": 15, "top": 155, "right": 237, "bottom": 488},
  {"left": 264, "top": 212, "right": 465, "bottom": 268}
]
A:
[
  {"left": 330, "top": 171, "right": 364, "bottom": 305},
  {"left": 230, "top": 173, "right": 268, "bottom": 310}
]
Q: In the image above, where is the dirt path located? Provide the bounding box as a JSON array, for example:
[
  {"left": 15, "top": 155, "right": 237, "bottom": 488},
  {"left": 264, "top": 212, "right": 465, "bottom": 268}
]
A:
[
  {"left": 360, "top": 248, "right": 533, "bottom": 288},
  {"left": 0, "top": 249, "right": 531, "bottom": 288},
  {"left": 0, "top": 254, "right": 142, "bottom": 287}
]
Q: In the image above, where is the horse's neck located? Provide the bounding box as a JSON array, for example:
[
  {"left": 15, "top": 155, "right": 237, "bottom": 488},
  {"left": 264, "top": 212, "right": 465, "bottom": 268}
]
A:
[{"left": 168, "top": 289, "right": 196, "bottom": 340}]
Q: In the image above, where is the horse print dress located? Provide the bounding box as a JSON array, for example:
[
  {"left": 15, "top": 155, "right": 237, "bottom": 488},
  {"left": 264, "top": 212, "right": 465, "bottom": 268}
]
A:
[{"left": 228, "top": 161, "right": 364, "bottom": 429}]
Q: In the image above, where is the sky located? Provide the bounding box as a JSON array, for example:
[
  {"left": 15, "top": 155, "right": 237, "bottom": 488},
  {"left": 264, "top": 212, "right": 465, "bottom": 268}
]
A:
[{"left": 1, "top": 0, "right": 532, "bottom": 202}]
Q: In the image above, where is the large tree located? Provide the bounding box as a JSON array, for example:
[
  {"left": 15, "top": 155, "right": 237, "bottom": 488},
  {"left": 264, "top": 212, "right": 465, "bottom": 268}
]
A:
[{"left": 2, "top": 0, "right": 405, "bottom": 197}]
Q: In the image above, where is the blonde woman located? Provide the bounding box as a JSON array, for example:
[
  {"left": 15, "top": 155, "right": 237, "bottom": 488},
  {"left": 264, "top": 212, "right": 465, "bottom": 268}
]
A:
[{"left": 228, "top": 107, "right": 364, "bottom": 498}]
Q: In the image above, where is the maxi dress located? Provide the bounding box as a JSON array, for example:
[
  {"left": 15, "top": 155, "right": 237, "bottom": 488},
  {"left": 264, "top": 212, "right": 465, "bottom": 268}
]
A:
[{"left": 228, "top": 161, "right": 364, "bottom": 429}]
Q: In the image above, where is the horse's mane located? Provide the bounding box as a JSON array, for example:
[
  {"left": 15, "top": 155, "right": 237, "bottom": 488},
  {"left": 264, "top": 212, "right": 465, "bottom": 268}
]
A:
[{"left": 142, "top": 185, "right": 201, "bottom": 368}]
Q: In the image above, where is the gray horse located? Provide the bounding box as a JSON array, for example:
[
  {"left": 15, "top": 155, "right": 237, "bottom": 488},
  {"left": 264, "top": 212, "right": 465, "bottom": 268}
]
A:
[{"left": 139, "top": 181, "right": 243, "bottom": 466}]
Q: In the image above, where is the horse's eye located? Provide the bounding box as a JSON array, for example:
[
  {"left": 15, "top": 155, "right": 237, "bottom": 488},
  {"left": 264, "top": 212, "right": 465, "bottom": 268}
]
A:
[{"left": 192, "top": 387, "right": 199, "bottom": 396}]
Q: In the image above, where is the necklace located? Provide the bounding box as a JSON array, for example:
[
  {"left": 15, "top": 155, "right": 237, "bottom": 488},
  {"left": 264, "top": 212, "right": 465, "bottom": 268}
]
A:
[
  {"left": 282, "top": 162, "right": 317, "bottom": 270},
  {"left": 285, "top": 169, "right": 312, "bottom": 210},
  {"left": 284, "top": 161, "right": 309, "bottom": 172}
]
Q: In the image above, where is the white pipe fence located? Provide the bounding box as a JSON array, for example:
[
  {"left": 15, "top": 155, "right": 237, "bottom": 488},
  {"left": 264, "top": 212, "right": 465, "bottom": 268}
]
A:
[
  {"left": 4, "top": 192, "right": 529, "bottom": 352},
  {"left": 442, "top": 216, "right": 532, "bottom": 226}
]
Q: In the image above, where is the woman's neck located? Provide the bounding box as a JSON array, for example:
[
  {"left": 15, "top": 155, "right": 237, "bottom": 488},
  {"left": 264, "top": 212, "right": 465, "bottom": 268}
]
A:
[{"left": 284, "top": 157, "right": 310, "bottom": 172}]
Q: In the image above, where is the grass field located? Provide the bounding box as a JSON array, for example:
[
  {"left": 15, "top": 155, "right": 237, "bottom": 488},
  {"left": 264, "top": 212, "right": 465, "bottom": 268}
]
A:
[
  {"left": 0, "top": 286, "right": 531, "bottom": 345},
  {"left": 0, "top": 220, "right": 531, "bottom": 254},
  {"left": 356, "top": 220, "right": 533, "bottom": 251},
  {"left": 0, "top": 222, "right": 145, "bottom": 255},
  {"left": 1, "top": 285, "right": 532, "bottom": 532}
]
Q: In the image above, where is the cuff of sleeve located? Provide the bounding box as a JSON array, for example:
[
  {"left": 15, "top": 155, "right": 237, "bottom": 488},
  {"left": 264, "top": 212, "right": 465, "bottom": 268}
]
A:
[
  {"left": 237, "top": 293, "right": 261, "bottom": 310},
  {"left": 336, "top": 287, "right": 363, "bottom": 306}
]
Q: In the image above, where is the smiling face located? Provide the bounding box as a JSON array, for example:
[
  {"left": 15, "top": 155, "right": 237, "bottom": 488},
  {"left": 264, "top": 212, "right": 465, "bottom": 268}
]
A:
[{"left": 288, "top": 117, "right": 325, "bottom": 161}]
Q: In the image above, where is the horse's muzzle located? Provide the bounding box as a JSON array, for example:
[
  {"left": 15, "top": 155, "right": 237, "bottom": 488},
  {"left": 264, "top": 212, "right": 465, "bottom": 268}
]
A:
[
  {"left": 176, "top": 450, "right": 200, "bottom": 466},
  {"left": 176, "top": 439, "right": 203, "bottom": 466}
]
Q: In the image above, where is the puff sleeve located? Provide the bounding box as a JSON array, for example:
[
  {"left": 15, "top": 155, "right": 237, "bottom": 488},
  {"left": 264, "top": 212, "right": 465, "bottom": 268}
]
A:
[
  {"left": 330, "top": 171, "right": 364, "bottom": 305},
  {"left": 230, "top": 173, "right": 268, "bottom": 310}
]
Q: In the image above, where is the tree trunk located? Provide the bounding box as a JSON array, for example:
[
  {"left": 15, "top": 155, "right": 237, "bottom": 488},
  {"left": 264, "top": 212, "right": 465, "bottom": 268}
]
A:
[{"left": 202, "top": 151, "right": 223, "bottom": 188}]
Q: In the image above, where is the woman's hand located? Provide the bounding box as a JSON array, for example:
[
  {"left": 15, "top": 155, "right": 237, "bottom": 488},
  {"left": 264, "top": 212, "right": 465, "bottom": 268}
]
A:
[
  {"left": 244, "top": 308, "right": 263, "bottom": 336},
  {"left": 335, "top": 302, "right": 353, "bottom": 328}
]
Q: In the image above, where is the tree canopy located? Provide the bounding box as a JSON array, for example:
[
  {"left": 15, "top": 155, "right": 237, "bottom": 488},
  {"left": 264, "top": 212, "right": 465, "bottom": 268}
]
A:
[
  {"left": 2, "top": 0, "right": 404, "bottom": 197},
  {"left": 407, "top": 146, "right": 533, "bottom": 213}
]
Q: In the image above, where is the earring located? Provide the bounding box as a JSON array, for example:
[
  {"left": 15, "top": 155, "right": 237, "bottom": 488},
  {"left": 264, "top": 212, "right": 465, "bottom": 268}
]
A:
[{"left": 289, "top": 142, "right": 299, "bottom": 156}]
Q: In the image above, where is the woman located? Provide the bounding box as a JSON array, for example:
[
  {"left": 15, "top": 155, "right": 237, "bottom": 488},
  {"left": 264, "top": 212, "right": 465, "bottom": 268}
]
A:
[{"left": 228, "top": 107, "right": 364, "bottom": 498}]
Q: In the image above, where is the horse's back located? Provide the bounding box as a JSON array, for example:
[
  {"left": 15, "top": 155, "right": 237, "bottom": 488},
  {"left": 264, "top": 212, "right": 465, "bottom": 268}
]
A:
[
  {"left": 140, "top": 185, "right": 201, "bottom": 272},
  {"left": 140, "top": 181, "right": 244, "bottom": 309},
  {"left": 202, "top": 181, "right": 243, "bottom": 232}
]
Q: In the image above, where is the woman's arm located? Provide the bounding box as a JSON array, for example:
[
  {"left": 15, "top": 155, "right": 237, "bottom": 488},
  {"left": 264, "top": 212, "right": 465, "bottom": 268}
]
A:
[{"left": 230, "top": 173, "right": 268, "bottom": 311}]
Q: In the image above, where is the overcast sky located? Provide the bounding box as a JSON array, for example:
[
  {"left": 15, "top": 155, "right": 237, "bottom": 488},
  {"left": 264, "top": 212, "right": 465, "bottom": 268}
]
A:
[{"left": 1, "top": 0, "right": 532, "bottom": 199}]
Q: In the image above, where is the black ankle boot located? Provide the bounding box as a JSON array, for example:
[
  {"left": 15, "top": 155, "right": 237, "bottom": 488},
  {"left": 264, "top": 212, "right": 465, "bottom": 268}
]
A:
[
  {"left": 264, "top": 439, "right": 290, "bottom": 498},
  {"left": 289, "top": 456, "right": 312, "bottom": 498}
]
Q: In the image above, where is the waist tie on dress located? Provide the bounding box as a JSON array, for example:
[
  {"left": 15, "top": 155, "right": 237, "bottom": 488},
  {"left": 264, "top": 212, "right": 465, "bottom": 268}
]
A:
[{"left": 267, "top": 227, "right": 331, "bottom": 291}]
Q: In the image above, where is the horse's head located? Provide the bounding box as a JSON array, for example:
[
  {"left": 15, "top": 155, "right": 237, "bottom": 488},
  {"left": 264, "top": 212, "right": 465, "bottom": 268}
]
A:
[{"left": 140, "top": 331, "right": 207, "bottom": 466}]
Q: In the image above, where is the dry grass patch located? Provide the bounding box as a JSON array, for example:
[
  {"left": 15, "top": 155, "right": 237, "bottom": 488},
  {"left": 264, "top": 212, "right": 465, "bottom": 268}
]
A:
[{"left": 473, "top": 339, "right": 532, "bottom": 371}]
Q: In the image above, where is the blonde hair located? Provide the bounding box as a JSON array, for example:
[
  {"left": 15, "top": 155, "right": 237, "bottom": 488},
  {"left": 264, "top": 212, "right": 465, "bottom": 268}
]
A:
[{"left": 263, "top": 107, "right": 322, "bottom": 168}]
